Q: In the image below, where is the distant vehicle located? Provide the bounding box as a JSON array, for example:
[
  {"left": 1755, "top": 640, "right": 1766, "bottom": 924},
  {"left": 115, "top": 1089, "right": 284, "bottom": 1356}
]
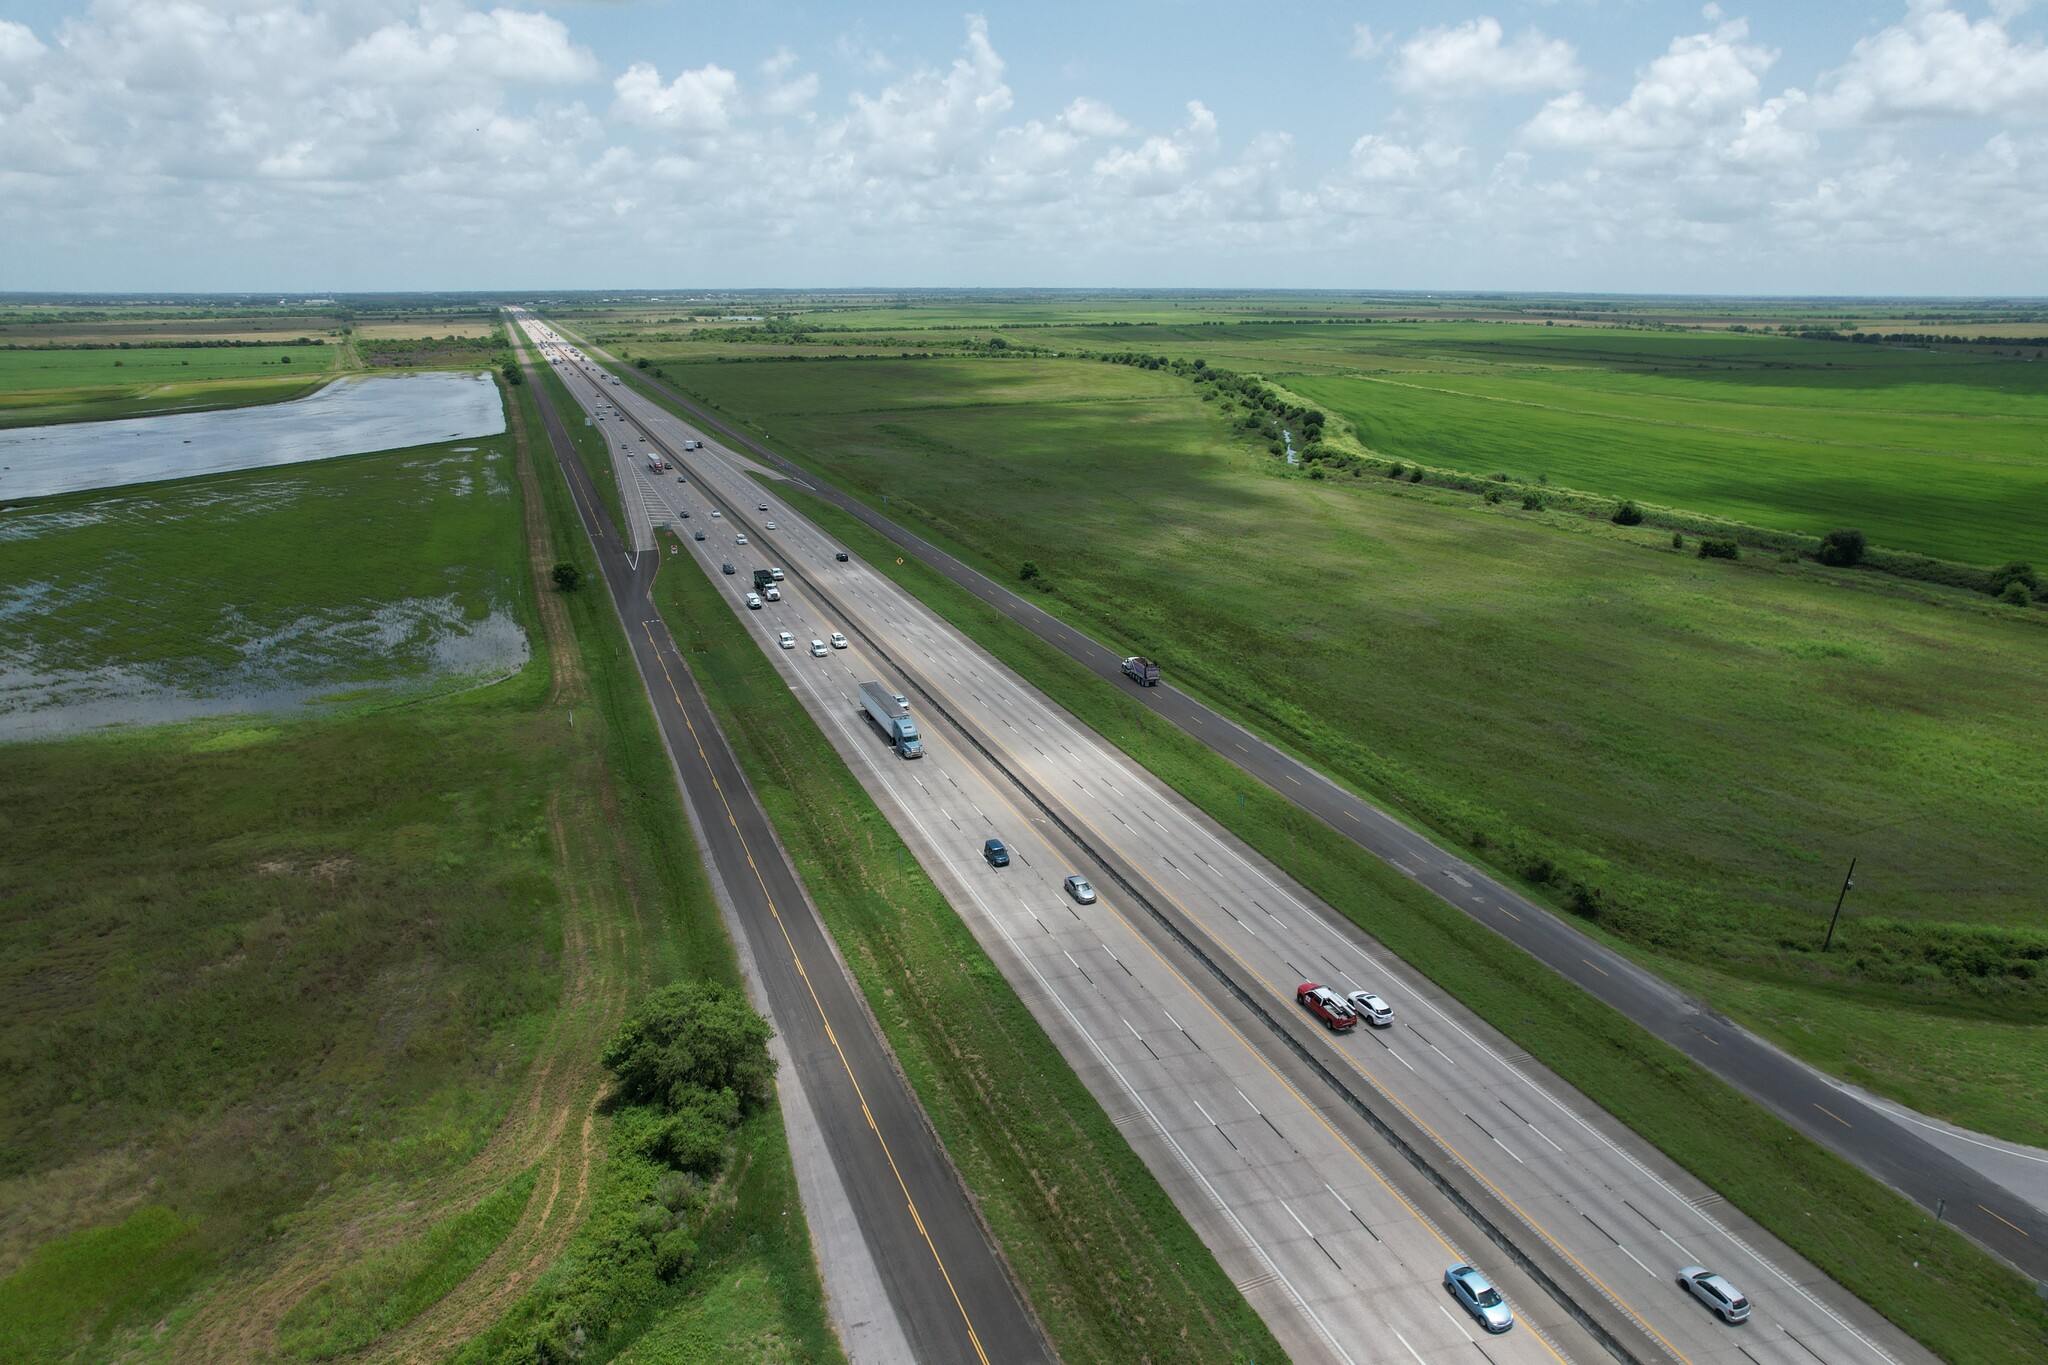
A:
[
  {"left": 610, "top": 375, "right": 622, "bottom": 385},
  {"left": 757, "top": 502, "right": 769, "bottom": 511},
  {"left": 835, "top": 551, "right": 850, "bottom": 562},
  {"left": 677, "top": 475, "right": 687, "bottom": 483},
  {"left": 681, "top": 509, "right": 690, "bottom": 517},
  {"left": 1296, "top": 983, "right": 1357, "bottom": 1032},
  {"left": 809, "top": 639, "right": 828, "bottom": 657},
  {"left": 769, "top": 567, "right": 784, "bottom": 582},
  {"left": 745, "top": 592, "right": 763, "bottom": 610},
  {"left": 1676, "top": 1268, "right": 1750, "bottom": 1323},
  {"left": 754, "top": 569, "right": 777, "bottom": 590},
  {"left": 1346, "top": 991, "right": 1393, "bottom": 1028},
  {"left": 983, "top": 839, "right": 1010, "bottom": 867},
  {"left": 735, "top": 534, "right": 748, "bottom": 545},
  {"left": 722, "top": 562, "right": 735, "bottom": 574},
  {"left": 829, "top": 632, "right": 847, "bottom": 649},
  {"left": 711, "top": 510, "right": 722, "bottom": 518},
  {"left": 1445, "top": 1265, "right": 1513, "bottom": 1334},
  {"left": 1063, "top": 875, "right": 1096, "bottom": 904},
  {"left": 1121, "top": 656, "right": 1161, "bottom": 687},
  {"left": 777, "top": 631, "right": 796, "bottom": 650},
  {"left": 683, "top": 439, "right": 702, "bottom": 450},
  {"left": 858, "top": 681, "right": 923, "bottom": 759},
  {"left": 764, "top": 521, "right": 777, "bottom": 531},
  {"left": 764, "top": 585, "right": 780, "bottom": 602},
  {"left": 694, "top": 531, "right": 705, "bottom": 541}
]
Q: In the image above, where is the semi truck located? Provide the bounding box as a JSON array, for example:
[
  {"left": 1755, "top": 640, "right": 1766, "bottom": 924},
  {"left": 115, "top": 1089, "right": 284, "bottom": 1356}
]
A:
[
  {"left": 1121, "top": 656, "right": 1161, "bottom": 687},
  {"left": 858, "top": 682, "right": 923, "bottom": 759}
]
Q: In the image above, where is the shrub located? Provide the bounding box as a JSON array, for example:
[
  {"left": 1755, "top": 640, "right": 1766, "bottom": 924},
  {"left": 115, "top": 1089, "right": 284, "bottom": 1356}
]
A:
[
  {"left": 1611, "top": 500, "right": 1644, "bottom": 526},
  {"left": 500, "top": 363, "right": 523, "bottom": 386},
  {"left": 2000, "top": 579, "right": 2033, "bottom": 606},
  {"left": 1698, "top": 538, "right": 1740, "bottom": 560},
  {"left": 1485, "top": 490, "right": 1503, "bottom": 505},
  {"left": 1521, "top": 492, "right": 1544, "bottom": 511},
  {"left": 1671, "top": 531, "right": 1685, "bottom": 550},
  {"left": 551, "top": 562, "right": 581, "bottom": 593},
  {"left": 601, "top": 980, "right": 775, "bottom": 1119},
  {"left": 1988, "top": 561, "right": 2038, "bottom": 597},
  {"left": 1018, "top": 561, "right": 1041, "bottom": 583},
  {"left": 1386, "top": 463, "right": 1405, "bottom": 479},
  {"left": 1816, "top": 528, "right": 1867, "bottom": 567},
  {"left": 1407, "top": 467, "right": 1424, "bottom": 483}
]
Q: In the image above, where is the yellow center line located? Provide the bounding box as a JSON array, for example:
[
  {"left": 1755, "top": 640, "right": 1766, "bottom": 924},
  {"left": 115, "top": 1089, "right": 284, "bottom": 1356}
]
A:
[
  {"left": 1978, "top": 1204, "right": 2029, "bottom": 1237},
  {"left": 636, "top": 620, "right": 993, "bottom": 1365},
  {"left": 1813, "top": 1103, "right": 1852, "bottom": 1129},
  {"left": 1581, "top": 958, "right": 1608, "bottom": 977}
]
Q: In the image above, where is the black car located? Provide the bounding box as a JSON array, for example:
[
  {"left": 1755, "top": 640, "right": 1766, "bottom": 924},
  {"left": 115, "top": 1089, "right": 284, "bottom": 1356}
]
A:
[
  {"left": 694, "top": 531, "right": 705, "bottom": 541},
  {"left": 982, "top": 839, "right": 1010, "bottom": 867},
  {"left": 835, "top": 551, "right": 850, "bottom": 562},
  {"left": 721, "top": 562, "right": 735, "bottom": 575}
]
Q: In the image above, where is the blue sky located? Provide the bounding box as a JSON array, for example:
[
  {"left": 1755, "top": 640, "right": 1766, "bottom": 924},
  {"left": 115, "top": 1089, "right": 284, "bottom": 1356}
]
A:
[{"left": 3, "top": 2, "right": 2046, "bottom": 293}]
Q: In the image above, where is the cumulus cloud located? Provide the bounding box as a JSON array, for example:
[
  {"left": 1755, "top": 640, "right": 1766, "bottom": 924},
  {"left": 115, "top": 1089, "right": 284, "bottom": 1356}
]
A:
[
  {"left": 1394, "top": 18, "right": 1581, "bottom": 98},
  {"left": 1522, "top": 20, "right": 1777, "bottom": 155},
  {"left": 1816, "top": 1, "right": 2048, "bottom": 123},
  {"left": 344, "top": 7, "right": 597, "bottom": 86},
  {"left": 612, "top": 61, "right": 738, "bottom": 131}
]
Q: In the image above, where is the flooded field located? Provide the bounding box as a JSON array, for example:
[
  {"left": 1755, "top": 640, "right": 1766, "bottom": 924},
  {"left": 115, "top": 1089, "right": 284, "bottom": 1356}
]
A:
[
  {"left": 0, "top": 438, "right": 531, "bottom": 740},
  {"left": 0, "top": 371, "right": 505, "bottom": 501}
]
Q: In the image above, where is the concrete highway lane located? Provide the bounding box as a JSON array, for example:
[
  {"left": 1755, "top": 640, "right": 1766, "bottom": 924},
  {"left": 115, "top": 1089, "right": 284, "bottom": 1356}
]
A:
[
  {"left": 516, "top": 330, "right": 1050, "bottom": 1365},
  {"left": 523, "top": 316, "right": 1940, "bottom": 1365},
  {"left": 551, "top": 323, "right": 2048, "bottom": 1285}
]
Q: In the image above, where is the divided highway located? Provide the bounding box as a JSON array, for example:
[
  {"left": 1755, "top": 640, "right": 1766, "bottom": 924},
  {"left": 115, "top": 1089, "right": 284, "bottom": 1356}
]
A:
[
  {"left": 514, "top": 328, "right": 1049, "bottom": 1365},
  {"left": 520, "top": 314, "right": 1939, "bottom": 1365},
  {"left": 556, "top": 322, "right": 2048, "bottom": 1287}
]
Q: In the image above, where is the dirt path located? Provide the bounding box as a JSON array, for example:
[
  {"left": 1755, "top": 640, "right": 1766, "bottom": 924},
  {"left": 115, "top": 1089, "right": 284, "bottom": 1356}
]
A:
[{"left": 168, "top": 385, "right": 650, "bottom": 1363}]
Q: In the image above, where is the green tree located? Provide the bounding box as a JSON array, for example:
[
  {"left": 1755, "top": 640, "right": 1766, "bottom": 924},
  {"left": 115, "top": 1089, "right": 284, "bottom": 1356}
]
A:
[
  {"left": 1611, "top": 500, "right": 1644, "bottom": 526},
  {"left": 1816, "top": 528, "right": 1866, "bottom": 567},
  {"left": 1988, "top": 561, "right": 2037, "bottom": 598},
  {"left": 2000, "top": 579, "right": 2033, "bottom": 606},
  {"left": 1019, "top": 561, "right": 1041, "bottom": 583},
  {"left": 501, "top": 363, "right": 523, "bottom": 386},
  {"left": 601, "top": 980, "right": 775, "bottom": 1118},
  {"left": 551, "top": 562, "right": 582, "bottom": 593}
]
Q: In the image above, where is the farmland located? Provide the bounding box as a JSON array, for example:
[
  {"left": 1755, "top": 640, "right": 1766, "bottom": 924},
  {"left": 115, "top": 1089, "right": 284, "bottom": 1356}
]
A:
[
  {"left": 630, "top": 341, "right": 2048, "bottom": 1147},
  {"left": 0, "top": 372, "right": 836, "bottom": 1363}
]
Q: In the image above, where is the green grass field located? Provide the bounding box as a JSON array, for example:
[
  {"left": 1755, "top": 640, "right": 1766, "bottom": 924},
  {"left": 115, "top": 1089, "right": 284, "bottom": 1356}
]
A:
[
  {"left": 637, "top": 351, "right": 2048, "bottom": 1148},
  {"left": 0, "top": 345, "right": 338, "bottom": 427},
  {"left": 649, "top": 531, "right": 1284, "bottom": 1365},
  {"left": 0, "top": 371, "right": 838, "bottom": 1363}
]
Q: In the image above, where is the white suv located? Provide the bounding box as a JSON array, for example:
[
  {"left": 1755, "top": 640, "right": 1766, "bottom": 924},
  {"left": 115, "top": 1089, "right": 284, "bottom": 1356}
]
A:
[
  {"left": 777, "top": 631, "right": 796, "bottom": 650},
  {"left": 1346, "top": 991, "right": 1393, "bottom": 1027}
]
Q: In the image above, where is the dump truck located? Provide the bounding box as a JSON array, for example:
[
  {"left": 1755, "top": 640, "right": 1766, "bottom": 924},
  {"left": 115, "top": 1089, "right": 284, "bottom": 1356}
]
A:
[
  {"left": 1121, "top": 656, "right": 1161, "bottom": 687},
  {"left": 753, "top": 568, "right": 776, "bottom": 591},
  {"left": 858, "top": 682, "right": 923, "bottom": 759}
]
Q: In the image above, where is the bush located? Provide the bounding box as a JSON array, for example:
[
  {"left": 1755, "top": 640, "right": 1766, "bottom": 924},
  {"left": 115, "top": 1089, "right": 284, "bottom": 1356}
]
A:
[
  {"left": 1407, "top": 467, "right": 1423, "bottom": 483},
  {"left": 551, "top": 562, "right": 582, "bottom": 593},
  {"left": 1671, "top": 531, "right": 1685, "bottom": 550},
  {"left": 1520, "top": 492, "right": 1544, "bottom": 511},
  {"left": 1018, "top": 561, "right": 1041, "bottom": 583},
  {"left": 500, "top": 363, "right": 523, "bottom": 386},
  {"left": 1386, "top": 463, "right": 1405, "bottom": 479},
  {"left": 2000, "top": 579, "right": 2033, "bottom": 606},
  {"left": 1988, "top": 561, "right": 2037, "bottom": 598},
  {"left": 601, "top": 980, "right": 775, "bottom": 1119},
  {"left": 1698, "top": 538, "right": 1740, "bottom": 560},
  {"left": 1611, "top": 500, "right": 1644, "bottom": 526},
  {"left": 1816, "top": 528, "right": 1867, "bottom": 567}
]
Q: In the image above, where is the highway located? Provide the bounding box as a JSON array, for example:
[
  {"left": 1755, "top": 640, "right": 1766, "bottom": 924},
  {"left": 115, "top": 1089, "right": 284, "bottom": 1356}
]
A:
[
  {"left": 553, "top": 323, "right": 2048, "bottom": 1287},
  {"left": 513, "top": 327, "right": 1050, "bottom": 1365},
  {"left": 520, "top": 315, "right": 1940, "bottom": 1365}
]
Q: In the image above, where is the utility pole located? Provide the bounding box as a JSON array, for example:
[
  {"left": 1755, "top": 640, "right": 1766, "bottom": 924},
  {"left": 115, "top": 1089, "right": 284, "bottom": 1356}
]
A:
[{"left": 1821, "top": 857, "right": 1857, "bottom": 952}]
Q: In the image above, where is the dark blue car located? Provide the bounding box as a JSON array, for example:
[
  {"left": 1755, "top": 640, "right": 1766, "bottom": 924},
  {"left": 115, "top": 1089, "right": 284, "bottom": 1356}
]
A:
[{"left": 983, "top": 839, "right": 1010, "bottom": 867}]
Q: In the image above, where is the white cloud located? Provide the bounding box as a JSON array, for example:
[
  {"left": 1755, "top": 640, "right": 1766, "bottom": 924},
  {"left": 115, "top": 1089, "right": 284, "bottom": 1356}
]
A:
[
  {"left": 0, "top": 19, "right": 48, "bottom": 65},
  {"left": 1094, "top": 100, "right": 1218, "bottom": 196},
  {"left": 1061, "top": 96, "right": 1128, "bottom": 138},
  {"left": 1394, "top": 18, "right": 1581, "bottom": 98},
  {"left": 1350, "top": 25, "right": 1388, "bottom": 61},
  {"left": 759, "top": 49, "right": 818, "bottom": 116},
  {"left": 611, "top": 61, "right": 738, "bottom": 131},
  {"left": 1817, "top": 2, "right": 2048, "bottom": 123},
  {"left": 344, "top": 7, "right": 598, "bottom": 86},
  {"left": 1523, "top": 21, "right": 1776, "bottom": 154}
]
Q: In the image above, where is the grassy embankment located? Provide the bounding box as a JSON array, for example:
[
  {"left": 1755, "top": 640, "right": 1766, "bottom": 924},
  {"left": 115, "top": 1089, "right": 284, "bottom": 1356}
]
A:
[
  {"left": 0, "top": 371, "right": 837, "bottom": 1363},
  {"left": 0, "top": 344, "right": 337, "bottom": 427},
  {"left": 647, "top": 531, "right": 1286, "bottom": 1365},
  {"left": 641, "top": 352, "right": 2048, "bottom": 1147}
]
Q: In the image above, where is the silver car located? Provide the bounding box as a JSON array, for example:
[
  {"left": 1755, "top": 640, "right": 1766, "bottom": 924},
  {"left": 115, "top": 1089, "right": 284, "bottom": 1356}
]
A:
[
  {"left": 1676, "top": 1267, "right": 1750, "bottom": 1323},
  {"left": 1063, "top": 875, "right": 1097, "bottom": 905},
  {"left": 1445, "top": 1264, "right": 1512, "bottom": 1334}
]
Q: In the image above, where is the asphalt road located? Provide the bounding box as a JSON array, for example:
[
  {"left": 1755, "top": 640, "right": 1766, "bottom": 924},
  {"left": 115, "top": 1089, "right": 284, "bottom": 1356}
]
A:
[
  {"left": 517, "top": 332, "right": 1050, "bottom": 1365},
  {"left": 530, "top": 319, "right": 1942, "bottom": 1365},
  {"left": 567, "top": 334, "right": 2048, "bottom": 1286}
]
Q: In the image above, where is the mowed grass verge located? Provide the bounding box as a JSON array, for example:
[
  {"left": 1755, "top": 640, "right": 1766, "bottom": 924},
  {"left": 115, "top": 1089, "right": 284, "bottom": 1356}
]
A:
[
  {"left": 648, "top": 530, "right": 1286, "bottom": 1365},
  {"left": 642, "top": 353, "right": 2048, "bottom": 1147},
  {"left": 773, "top": 487, "right": 2048, "bottom": 1365}
]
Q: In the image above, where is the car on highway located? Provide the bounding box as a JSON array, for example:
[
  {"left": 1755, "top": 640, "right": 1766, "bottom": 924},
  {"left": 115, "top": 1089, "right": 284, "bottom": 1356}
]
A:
[
  {"left": 1444, "top": 1264, "right": 1513, "bottom": 1334},
  {"left": 1346, "top": 990, "right": 1394, "bottom": 1027},
  {"left": 677, "top": 474, "right": 686, "bottom": 483},
  {"left": 745, "top": 592, "right": 763, "bottom": 610},
  {"left": 711, "top": 510, "right": 722, "bottom": 518},
  {"left": 777, "top": 631, "right": 796, "bottom": 650},
  {"left": 763, "top": 585, "right": 781, "bottom": 601},
  {"left": 757, "top": 502, "right": 769, "bottom": 511},
  {"left": 836, "top": 551, "right": 850, "bottom": 562},
  {"left": 694, "top": 531, "right": 705, "bottom": 541},
  {"left": 829, "top": 632, "right": 848, "bottom": 649},
  {"left": 769, "top": 567, "right": 784, "bottom": 581},
  {"left": 722, "top": 562, "right": 735, "bottom": 574},
  {"left": 809, "top": 639, "right": 828, "bottom": 657},
  {"left": 680, "top": 509, "right": 690, "bottom": 517},
  {"left": 765, "top": 521, "right": 778, "bottom": 530},
  {"left": 1676, "top": 1267, "right": 1750, "bottom": 1323},
  {"left": 735, "top": 534, "right": 748, "bottom": 545},
  {"left": 983, "top": 839, "right": 1010, "bottom": 867},
  {"left": 1296, "top": 983, "right": 1357, "bottom": 1032},
  {"left": 1063, "top": 875, "right": 1096, "bottom": 904},
  {"left": 683, "top": 439, "right": 702, "bottom": 450}
]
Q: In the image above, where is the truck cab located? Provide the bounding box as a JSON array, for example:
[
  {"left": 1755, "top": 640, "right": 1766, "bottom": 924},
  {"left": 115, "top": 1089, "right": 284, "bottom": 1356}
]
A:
[{"left": 1121, "top": 656, "right": 1161, "bottom": 687}]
